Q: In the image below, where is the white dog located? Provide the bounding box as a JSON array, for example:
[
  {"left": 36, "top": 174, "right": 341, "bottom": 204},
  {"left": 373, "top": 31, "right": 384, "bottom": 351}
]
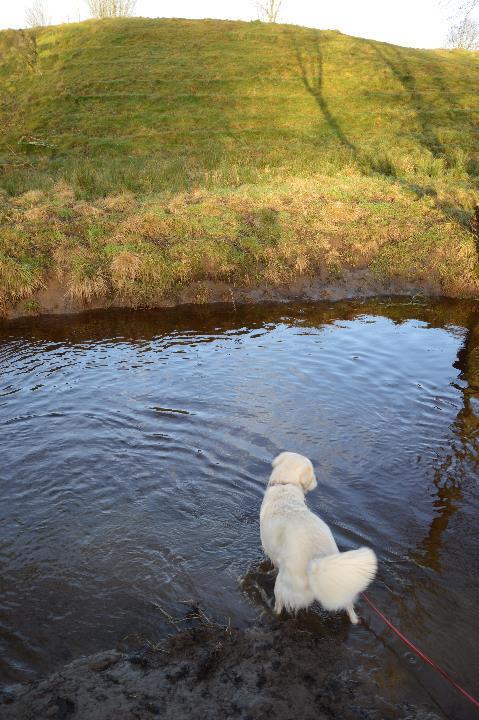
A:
[{"left": 260, "top": 452, "right": 377, "bottom": 624}]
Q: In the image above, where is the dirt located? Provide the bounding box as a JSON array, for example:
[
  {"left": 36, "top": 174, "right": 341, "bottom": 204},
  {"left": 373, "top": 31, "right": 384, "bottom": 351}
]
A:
[
  {"left": 0, "top": 618, "right": 444, "bottom": 720},
  {"left": 5, "top": 270, "right": 443, "bottom": 320}
]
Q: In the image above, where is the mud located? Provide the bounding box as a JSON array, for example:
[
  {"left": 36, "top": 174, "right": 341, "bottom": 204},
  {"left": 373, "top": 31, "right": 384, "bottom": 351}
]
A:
[
  {"left": 5, "top": 270, "right": 443, "bottom": 320},
  {"left": 0, "top": 618, "right": 444, "bottom": 720}
]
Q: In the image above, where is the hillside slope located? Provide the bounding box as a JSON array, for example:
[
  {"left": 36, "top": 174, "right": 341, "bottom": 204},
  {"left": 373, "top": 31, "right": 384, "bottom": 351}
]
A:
[{"left": 0, "top": 18, "right": 478, "bottom": 314}]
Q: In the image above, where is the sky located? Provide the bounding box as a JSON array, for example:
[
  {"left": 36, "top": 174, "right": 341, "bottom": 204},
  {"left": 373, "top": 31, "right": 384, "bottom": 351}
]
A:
[{"left": 0, "top": 0, "right": 470, "bottom": 49}]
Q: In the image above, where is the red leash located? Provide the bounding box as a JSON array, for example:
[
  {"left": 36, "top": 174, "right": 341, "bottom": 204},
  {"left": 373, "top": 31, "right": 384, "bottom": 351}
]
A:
[{"left": 361, "top": 593, "right": 479, "bottom": 710}]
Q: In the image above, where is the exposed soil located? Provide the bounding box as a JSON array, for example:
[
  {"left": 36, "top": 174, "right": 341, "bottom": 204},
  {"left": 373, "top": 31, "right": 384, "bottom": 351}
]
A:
[
  {"left": 0, "top": 618, "right": 443, "bottom": 720},
  {"left": 5, "top": 270, "right": 444, "bottom": 321}
]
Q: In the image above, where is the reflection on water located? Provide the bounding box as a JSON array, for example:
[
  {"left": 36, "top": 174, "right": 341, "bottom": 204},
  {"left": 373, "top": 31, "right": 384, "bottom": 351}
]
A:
[
  {"left": 413, "top": 312, "right": 479, "bottom": 574},
  {"left": 0, "top": 298, "right": 478, "bottom": 719}
]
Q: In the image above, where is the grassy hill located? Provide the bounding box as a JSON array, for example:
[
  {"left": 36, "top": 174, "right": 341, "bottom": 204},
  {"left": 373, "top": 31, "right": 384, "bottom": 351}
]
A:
[{"left": 0, "top": 17, "right": 478, "bottom": 313}]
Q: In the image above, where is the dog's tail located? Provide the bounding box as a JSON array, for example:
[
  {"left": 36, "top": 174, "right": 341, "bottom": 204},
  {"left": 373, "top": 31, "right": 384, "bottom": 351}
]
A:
[{"left": 307, "top": 547, "right": 377, "bottom": 611}]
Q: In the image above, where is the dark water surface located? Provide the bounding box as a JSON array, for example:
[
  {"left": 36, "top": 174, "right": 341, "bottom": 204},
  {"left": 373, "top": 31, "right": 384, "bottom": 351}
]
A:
[{"left": 1, "top": 299, "right": 478, "bottom": 718}]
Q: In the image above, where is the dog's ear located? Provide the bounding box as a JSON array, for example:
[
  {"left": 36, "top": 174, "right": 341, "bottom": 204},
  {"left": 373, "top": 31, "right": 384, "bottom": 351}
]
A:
[
  {"left": 299, "top": 462, "right": 317, "bottom": 492},
  {"left": 272, "top": 452, "right": 290, "bottom": 468}
]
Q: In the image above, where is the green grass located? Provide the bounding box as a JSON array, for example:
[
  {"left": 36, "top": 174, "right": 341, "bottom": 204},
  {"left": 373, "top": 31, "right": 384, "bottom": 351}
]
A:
[{"left": 0, "top": 17, "right": 478, "bottom": 312}]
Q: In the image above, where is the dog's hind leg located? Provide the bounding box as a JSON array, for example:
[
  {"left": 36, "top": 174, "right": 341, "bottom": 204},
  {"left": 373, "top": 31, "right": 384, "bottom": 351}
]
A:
[
  {"left": 346, "top": 603, "right": 359, "bottom": 624},
  {"left": 273, "top": 575, "right": 285, "bottom": 615}
]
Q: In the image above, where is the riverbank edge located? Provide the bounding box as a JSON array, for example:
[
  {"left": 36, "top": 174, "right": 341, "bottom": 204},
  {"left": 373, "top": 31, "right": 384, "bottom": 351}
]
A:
[
  {"left": 3, "top": 269, "right": 469, "bottom": 322},
  {"left": 0, "top": 619, "right": 444, "bottom": 720}
]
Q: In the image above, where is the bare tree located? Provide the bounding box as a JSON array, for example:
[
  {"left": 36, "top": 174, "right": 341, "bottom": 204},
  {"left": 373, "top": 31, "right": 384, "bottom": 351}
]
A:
[
  {"left": 441, "top": 0, "right": 478, "bottom": 12},
  {"left": 256, "top": 0, "right": 283, "bottom": 23},
  {"left": 85, "top": 0, "right": 137, "bottom": 18},
  {"left": 441, "top": 0, "right": 479, "bottom": 47},
  {"left": 25, "top": 0, "right": 50, "bottom": 28},
  {"left": 455, "top": 0, "right": 479, "bottom": 14},
  {"left": 442, "top": 0, "right": 479, "bottom": 19},
  {"left": 447, "top": 15, "right": 479, "bottom": 47}
]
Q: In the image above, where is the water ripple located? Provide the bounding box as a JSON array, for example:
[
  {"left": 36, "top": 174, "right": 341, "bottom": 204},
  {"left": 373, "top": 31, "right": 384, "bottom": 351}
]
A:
[{"left": 0, "top": 299, "right": 478, "bottom": 717}]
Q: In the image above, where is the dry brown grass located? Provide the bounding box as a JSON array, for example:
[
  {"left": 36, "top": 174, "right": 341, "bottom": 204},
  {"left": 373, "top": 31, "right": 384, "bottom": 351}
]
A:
[
  {"left": 110, "top": 249, "right": 174, "bottom": 305},
  {"left": 12, "top": 190, "right": 45, "bottom": 207},
  {"left": 98, "top": 192, "right": 136, "bottom": 213},
  {"left": 110, "top": 250, "right": 146, "bottom": 297},
  {"left": 73, "top": 201, "right": 103, "bottom": 218},
  {"left": 52, "top": 180, "right": 76, "bottom": 203},
  {"left": 23, "top": 206, "right": 49, "bottom": 221},
  {"left": 67, "top": 273, "right": 109, "bottom": 304}
]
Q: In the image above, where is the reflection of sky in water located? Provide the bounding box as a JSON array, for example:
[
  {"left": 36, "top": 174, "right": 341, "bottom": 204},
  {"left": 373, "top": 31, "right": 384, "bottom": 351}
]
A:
[{"left": 0, "top": 300, "right": 478, "bottom": 718}]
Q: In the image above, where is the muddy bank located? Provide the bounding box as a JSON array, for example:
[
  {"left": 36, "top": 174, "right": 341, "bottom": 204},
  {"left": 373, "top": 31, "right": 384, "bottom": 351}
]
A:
[
  {"left": 5, "top": 270, "right": 445, "bottom": 320},
  {"left": 0, "top": 619, "right": 444, "bottom": 720}
]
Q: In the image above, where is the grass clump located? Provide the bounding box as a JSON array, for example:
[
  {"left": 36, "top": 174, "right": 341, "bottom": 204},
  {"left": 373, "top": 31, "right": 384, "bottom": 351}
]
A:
[{"left": 0, "top": 254, "right": 45, "bottom": 313}]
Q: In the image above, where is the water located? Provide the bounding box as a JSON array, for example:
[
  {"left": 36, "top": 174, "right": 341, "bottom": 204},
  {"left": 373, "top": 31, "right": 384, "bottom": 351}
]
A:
[{"left": 0, "top": 299, "right": 478, "bottom": 719}]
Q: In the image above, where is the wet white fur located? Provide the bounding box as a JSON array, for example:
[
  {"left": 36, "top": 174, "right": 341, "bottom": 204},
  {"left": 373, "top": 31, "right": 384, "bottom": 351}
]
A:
[{"left": 260, "top": 452, "right": 377, "bottom": 624}]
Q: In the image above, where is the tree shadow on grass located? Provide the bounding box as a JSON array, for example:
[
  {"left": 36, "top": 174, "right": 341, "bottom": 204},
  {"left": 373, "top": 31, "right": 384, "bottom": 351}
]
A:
[
  {"left": 371, "top": 42, "right": 479, "bottom": 224},
  {"left": 285, "top": 29, "right": 446, "bottom": 196},
  {"left": 284, "top": 27, "right": 360, "bottom": 164},
  {"left": 372, "top": 43, "right": 449, "bottom": 160},
  {"left": 285, "top": 28, "right": 478, "bottom": 266}
]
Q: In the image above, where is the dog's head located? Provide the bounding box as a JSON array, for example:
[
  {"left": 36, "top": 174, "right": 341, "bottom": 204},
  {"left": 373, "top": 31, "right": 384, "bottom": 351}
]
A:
[{"left": 269, "top": 452, "right": 317, "bottom": 492}]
